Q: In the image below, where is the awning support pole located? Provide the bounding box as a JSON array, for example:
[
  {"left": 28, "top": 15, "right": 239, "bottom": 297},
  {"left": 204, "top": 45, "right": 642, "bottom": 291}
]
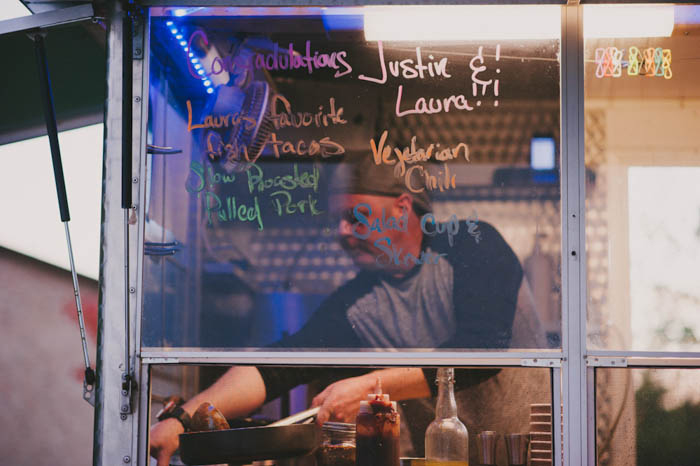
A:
[
  {"left": 30, "top": 31, "right": 96, "bottom": 406},
  {"left": 120, "top": 5, "right": 136, "bottom": 417}
]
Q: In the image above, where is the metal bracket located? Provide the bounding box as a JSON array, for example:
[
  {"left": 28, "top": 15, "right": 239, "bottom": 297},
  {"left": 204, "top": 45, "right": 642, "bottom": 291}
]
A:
[
  {"left": 83, "top": 367, "right": 96, "bottom": 406},
  {"left": 83, "top": 380, "right": 95, "bottom": 406},
  {"left": 130, "top": 9, "right": 145, "bottom": 60},
  {"left": 521, "top": 358, "right": 562, "bottom": 367},
  {"left": 120, "top": 371, "right": 137, "bottom": 417},
  {"left": 584, "top": 356, "right": 628, "bottom": 367}
]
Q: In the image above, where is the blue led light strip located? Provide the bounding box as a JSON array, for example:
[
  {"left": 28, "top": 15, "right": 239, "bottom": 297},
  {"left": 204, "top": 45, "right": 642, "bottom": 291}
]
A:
[{"left": 166, "top": 20, "right": 214, "bottom": 94}]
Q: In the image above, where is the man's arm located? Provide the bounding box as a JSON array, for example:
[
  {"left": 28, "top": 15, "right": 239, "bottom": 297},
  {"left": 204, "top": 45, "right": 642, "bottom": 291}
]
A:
[
  {"left": 150, "top": 366, "right": 266, "bottom": 466},
  {"left": 311, "top": 367, "right": 430, "bottom": 424},
  {"left": 183, "top": 365, "right": 267, "bottom": 418}
]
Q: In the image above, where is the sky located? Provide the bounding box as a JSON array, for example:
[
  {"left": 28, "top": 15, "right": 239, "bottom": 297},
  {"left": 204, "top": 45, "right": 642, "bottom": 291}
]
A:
[
  {"left": 0, "top": 125, "right": 103, "bottom": 280},
  {"left": 0, "top": 1, "right": 30, "bottom": 21},
  {"left": 0, "top": 2, "right": 101, "bottom": 280}
]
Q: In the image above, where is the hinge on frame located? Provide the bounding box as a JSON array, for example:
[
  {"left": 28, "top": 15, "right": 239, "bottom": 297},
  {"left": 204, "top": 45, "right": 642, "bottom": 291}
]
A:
[
  {"left": 585, "top": 356, "right": 628, "bottom": 367},
  {"left": 521, "top": 358, "right": 562, "bottom": 367}
]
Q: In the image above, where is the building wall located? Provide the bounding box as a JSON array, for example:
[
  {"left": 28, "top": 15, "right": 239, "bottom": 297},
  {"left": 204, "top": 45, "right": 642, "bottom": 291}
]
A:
[{"left": 0, "top": 247, "right": 97, "bottom": 466}]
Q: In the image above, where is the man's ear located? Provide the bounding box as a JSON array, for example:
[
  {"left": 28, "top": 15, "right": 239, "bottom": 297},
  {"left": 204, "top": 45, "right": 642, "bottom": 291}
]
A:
[{"left": 394, "top": 193, "right": 414, "bottom": 215}]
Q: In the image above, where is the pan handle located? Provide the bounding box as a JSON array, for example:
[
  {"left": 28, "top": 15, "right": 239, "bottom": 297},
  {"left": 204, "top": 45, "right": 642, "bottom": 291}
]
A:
[{"left": 268, "top": 407, "right": 320, "bottom": 427}]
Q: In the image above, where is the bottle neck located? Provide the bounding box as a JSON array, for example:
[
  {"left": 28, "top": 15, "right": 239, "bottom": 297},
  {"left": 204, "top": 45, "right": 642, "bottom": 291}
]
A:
[{"left": 435, "top": 368, "right": 458, "bottom": 418}]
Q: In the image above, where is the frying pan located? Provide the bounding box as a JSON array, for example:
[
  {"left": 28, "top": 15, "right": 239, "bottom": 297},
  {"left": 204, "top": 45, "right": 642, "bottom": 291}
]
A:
[{"left": 179, "top": 407, "right": 321, "bottom": 465}]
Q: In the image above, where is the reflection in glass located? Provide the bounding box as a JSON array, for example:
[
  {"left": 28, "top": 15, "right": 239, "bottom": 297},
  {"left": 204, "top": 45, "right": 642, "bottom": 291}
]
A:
[
  {"left": 595, "top": 368, "right": 700, "bottom": 466},
  {"left": 584, "top": 5, "right": 700, "bottom": 351},
  {"left": 142, "top": 7, "right": 562, "bottom": 350}
]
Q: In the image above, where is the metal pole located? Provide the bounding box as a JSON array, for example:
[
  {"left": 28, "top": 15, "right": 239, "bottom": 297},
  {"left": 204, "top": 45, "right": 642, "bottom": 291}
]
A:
[
  {"left": 65, "top": 223, "right": 92, "bottom": 371},
  {"left": 122, "top": 6, "right": 134, "bottom": 398},
  {"left": 31, "top": 31, "right": 95, "bottom": 402},
  {"left": 561, "top": 4, "right": 588, "bottom": 466},
  {"left": 33, "top": 33, "right": 70, "bottom": 223}
]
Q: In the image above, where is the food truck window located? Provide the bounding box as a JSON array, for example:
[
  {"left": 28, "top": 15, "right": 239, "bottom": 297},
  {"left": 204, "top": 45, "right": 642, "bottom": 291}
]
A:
[
  {"left": 583, "top": 4, "right": 700, "bottom": 352},
  {"left": 149, "top": 364, "right": 554, "bottom": 466},
  {"left": 141, "top": 6, "right": 562, "bottom": 351}
]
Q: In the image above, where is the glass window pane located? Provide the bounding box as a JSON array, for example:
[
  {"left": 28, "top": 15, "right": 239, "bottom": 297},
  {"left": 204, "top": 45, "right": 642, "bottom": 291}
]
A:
[
  {"left": 142, "top": 6, "right": 562, "bottom": 351},
  {"left": 595, "top": 367, "right": 700, "bottom": 466},
  {"left": 149, "top": 364, "right": 553, "bottom": 465},
  {"left": 584, "top": 5, "right": 700, "bottom": 351}
]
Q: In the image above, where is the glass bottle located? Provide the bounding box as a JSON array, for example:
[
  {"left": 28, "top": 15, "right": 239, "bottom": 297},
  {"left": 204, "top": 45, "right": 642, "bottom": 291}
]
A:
[{"left": 424, "top": 368, "right": 469, "bottom": 466}]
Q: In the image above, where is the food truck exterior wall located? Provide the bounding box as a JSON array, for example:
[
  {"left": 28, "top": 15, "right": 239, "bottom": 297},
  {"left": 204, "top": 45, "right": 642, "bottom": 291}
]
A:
[
  {"left": 93, "top": 1, "right": 152, "bottom": 464},
  {"left": 93, "top": 2, "right": 700, "bottom": 466}
]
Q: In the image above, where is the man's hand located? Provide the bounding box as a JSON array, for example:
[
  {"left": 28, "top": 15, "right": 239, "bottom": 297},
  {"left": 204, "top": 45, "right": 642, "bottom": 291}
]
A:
[
  {"left": 311, "top": 374, "right": 377, "bottom": 425},
  {"left": 149, "top": 418, "right": 184, "bottom": 466},
  {"left": 311, "top": 368, "right": 431, "bottom": 425}
]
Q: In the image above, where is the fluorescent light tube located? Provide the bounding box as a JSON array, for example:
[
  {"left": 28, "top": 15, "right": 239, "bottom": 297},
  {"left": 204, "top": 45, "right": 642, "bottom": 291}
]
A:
[
  {"left": 363, "top": 5, "right": 676, "bottom": 41},
  {"left": 584, "top": 5, "right": 675, "bottom": 38},
  {"left": 364, "top": 6, "right": 561, "bottom": 41}
]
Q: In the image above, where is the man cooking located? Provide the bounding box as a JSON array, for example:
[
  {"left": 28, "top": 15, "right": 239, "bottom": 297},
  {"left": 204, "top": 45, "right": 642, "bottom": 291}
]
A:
[{"left": 150, "top": 156, "right": 547, "bottom": 466}]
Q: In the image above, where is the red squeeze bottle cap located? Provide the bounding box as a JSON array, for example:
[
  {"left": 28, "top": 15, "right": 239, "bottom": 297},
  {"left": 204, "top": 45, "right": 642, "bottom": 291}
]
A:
[{"left": 368, "top": 393, "right": 390, "bottom": 402}]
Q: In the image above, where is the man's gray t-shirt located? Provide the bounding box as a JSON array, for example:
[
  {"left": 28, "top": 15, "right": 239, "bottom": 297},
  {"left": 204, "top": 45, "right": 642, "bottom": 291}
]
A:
[
  {"left": 345, "top": 248, "right": 545, "bottom": 350},
  {"left": 346, "top": 248, "right": 456, "bottom": 348}
]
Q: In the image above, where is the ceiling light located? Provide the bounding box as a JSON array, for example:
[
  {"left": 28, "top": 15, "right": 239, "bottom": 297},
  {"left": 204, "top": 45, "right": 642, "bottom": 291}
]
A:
[
  {"left": 363, "top": 5, "right": 676, "bottom": 41},
  {"left": 364, "top": 6, "right": 560, "bottom": 41},
  {"left": 584, "top": 5, "right": 675, "bottom": 38}
]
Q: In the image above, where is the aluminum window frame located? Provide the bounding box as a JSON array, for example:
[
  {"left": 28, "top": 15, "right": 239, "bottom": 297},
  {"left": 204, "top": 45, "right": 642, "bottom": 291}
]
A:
[{"left": 137, "top": 6, "right": 568, "bottom": 359}]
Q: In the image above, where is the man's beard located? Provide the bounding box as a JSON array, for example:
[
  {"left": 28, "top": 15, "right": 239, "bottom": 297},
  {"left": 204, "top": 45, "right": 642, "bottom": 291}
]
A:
[{"left": 340, "top": 236, "right": 379, "bottom": 265}]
